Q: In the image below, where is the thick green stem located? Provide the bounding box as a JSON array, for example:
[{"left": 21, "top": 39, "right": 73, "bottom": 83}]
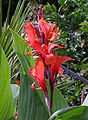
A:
[
  {"left": 50, "top": 83, "right": 54, "bottom": 114},
  {"left": 48, "top": 65, "right": 54, "bottom": 115}
]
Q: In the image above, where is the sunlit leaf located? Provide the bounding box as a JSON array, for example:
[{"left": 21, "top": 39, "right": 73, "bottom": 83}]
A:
[
  {"left": 0, "top": 45, "right": 15, "bottom": 120},
  {"left": 49, "top": 106, "right": 88, "bottom": 120}
]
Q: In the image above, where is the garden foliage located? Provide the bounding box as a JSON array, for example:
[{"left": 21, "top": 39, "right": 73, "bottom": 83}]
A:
[{"left": 0, "top": 0, "right": 88, "bottom": 120}]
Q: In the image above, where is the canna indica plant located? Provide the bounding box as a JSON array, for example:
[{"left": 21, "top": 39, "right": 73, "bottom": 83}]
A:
[{"left": 25, "top": 6, "right": 74, "bottom": 115}]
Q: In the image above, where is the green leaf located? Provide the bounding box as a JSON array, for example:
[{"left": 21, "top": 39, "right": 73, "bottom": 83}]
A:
[
  {"left": 52, "top": 87, "right": 68, "bottom": 113},
  {"left": 44, "top": 80, "right": 68, "bottom": 113},
  {"left": 37, "top": 80, "right": 68, "bottom": 114},
  {"left": 10, "top": 29, "right": 35, "bottom": 84},
  {"left": 4, "top": 0, "right": 11, "bottom": 29},
  {"left": 49, "top": 106, "right": 88, "bottom": 120},
  {"left": 18, "top": 72, "right": 49, "bottom": 120},
  {"left": 58, "top": 0, "right": 65, "bottom": 6},
  {"left": 0, "top": 0, "right": 31, "bottom": 84},
  {"left": 0, "top": 45, "right": 15, "bottom": 120},
  {"left": 11, "top": 84, "right": 20, "bottom": 109},
  {"left": 10, "top": 29, "right": 49, "bottom": 119},
  {"left": 10, "top": 28, "right": 35, "bottom": 75}
]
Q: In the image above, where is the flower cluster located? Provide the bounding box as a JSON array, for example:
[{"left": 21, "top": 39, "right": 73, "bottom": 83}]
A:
[{"left": 25, "top": 6, "right": 73, "bottom": 114}]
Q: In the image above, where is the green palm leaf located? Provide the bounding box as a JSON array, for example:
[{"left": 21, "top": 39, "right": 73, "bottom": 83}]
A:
[{"left": 0, "top": 0, "right": 31, "bottom": 82}]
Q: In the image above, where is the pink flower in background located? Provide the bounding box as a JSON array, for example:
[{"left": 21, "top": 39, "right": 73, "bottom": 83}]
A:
[
  {"left": 81, "top": 89, "right": 85, "bottom": 104},
  {"left": 81, "top": 40, "right": 85, "bottom": 48},
  {"left": 15, "top": 112, "right": 17, "bottom": 120}
]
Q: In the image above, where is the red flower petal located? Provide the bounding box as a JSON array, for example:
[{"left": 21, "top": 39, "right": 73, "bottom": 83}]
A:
[
  {"left": 30, "top": 68, "right": 36, "bottom": 78},
  {"left": 39, "top": 17, "right": 49, "bottom": 38},
  {"left": 33, "top": 41, "right": 46, "bottom": 57},
  {"left": 48, "top": 32, "right": 57, "bottom": 41},
  {"left": 41, "top": 44, "right": 48, "bottom": 51},
  {"left": 30, "top": 58, "right": 47, "bottom": 92},
  {"left": 25, "top": 23, "right": 36, "bottom": 46},
  {"left": 34, "top": 40, "right": 42, "bottom": 49},
  {"left": 57, "top": 56, "right": 74, "bottom": 68},
  {"left": 39, "top": 17, "right": 59, "bottom": 43},
  {"left": 49, "top": 22, "right": 56, "bottom": 31},
  {"left": 51, "top": 55, "right": 74, "bottom": 77},
  {"left": 45, "top": 54, "right": 56, "bottom": 65},
  {"left": 35, "top": 57, "right": 45, "bottom": 79},
  {"left": 33, "top": 26, "right": 40, "bottom": 38},
  {"left": 53, "top": 27, "right": 59, "bottom": 33},
  {"left": 30, "top": 67, "right": 42, "bottom": 85},
  {"left": 48, "top": 43, "right": 63, "bottom": 53}
]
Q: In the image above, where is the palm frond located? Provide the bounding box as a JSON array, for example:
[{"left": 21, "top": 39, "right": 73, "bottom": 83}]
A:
[
  {"left": 0, "top": 0, "right": 2, "bottom": 37},
  {"left": 0, "top": 0, "right": 31, "bottom": 82}
]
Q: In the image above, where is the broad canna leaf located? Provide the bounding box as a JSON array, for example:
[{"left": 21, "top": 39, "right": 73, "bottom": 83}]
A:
[
  {"left": 10, "top": 28, "right": 35, "bottom": 75},
  {"left": 0, "top": 45, "right": 15, "bottom": 120},
  {"left": 49, "top": 106, "right": 88, "bottom": 120},
  {"left": 18, "top": 72, "right": 49, "bottom": 120},
  {"left": 52, "top": 87, "right": 68, "bottom": 113}
]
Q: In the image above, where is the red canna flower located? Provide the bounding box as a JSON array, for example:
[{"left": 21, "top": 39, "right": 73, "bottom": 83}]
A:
[
  {"left": 45, "top": 52, "right": 74, "bottom": 110},
  {"left": 25, "top": 15, "right": 59, "bottom": 46},
  {"left": 29, "top": 57, "right": 50, "bottom": 111},
  {"left": 39, "top": 17, "right": 59, "bottom": 44},
  {"left": 25, "top": 29, "right": 63, "bottom": 63},
  {"left": 51, "top": 52, "right": 74, "bottom": 83},
  {"left": 25, "top": 6, "right": 74, "bottom": 114},
  {"left": 25, "top": 8, "right": 62, "bottom": 59},
  {"left": 34, "top": 42, "right": 63, "bottom": 64},
  {"left": 44, "top": 51, "right": 74, "bottom": 84},
  {"left": 30, "top": 57, "right": 47, "bottom": 93}
]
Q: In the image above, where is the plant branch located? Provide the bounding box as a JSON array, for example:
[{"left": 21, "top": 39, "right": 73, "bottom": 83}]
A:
[{"left": 61, "top": 65, "right": 88, "bottom": 84}]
